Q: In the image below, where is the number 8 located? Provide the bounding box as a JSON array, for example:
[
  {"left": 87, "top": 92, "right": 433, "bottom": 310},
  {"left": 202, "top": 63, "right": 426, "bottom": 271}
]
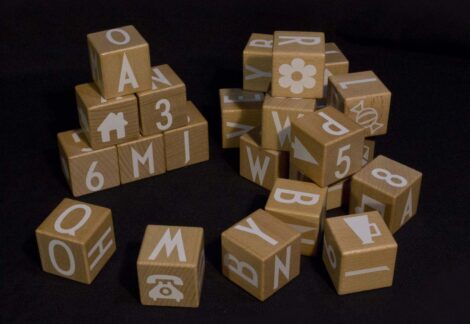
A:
[{"left": 371, "top": 168, "right": 407, "bottom": 188}]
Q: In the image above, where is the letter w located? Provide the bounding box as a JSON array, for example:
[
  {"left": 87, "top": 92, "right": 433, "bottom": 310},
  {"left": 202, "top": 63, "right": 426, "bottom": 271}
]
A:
[{"left": 246, "top": 146, "right": 270, "bottom": 185}]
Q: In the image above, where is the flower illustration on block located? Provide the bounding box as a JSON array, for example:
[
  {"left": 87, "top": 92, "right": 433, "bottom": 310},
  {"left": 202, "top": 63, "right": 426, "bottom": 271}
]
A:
[{"left": 278, "top": 58, "right": 317, "bottom": 94}]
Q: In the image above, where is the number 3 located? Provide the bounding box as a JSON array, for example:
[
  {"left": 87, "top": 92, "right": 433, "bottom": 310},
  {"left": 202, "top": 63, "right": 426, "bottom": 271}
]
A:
[
  {"left": 371, "top": 168, "right": 407, "bottom": 188},
  {"left": 155, "top": 98, "right": 173, "bottom": 131},
  {"left": 335, "top": 144, "right": 351, "bottom": 179}
]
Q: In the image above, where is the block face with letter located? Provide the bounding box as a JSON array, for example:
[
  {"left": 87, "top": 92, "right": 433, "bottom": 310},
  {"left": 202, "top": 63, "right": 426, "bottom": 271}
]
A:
[
  {"left": 58, "top": 130, "right": 120, "bottom": 197},
  {"left": 349, "top": 155, "right": 422, "bottom": 233},
  {"left": 35, "top": 198, "right": 116, "bottom": 284},
  {"left": 87, "top": 25, "right": 151, "bottom": 99},
  {"left": 243, "top": 33, "right": 273, "bottom": 92},
  {"left": 265, "top": 178, "right": 327, "bottom": 256},
  {"left": 221, "top": 209, "right": 301, "bottom": 301},
  {"left": 327, "top": 71, "right": 391, "bottom": 137},
  {"left": 322, "top": 211, "right": 397, "bottom": 295},
  {"left": 137, "top": 225, "right": 205, "bottom": 308},
  {"left": 219, "top": 88, "right": 264, "bottom": 148},
  {"left": 272, "top": 31, "right": 325, "bottom": 98},
  {"left": 321, "top": 43, "right": 349, "bottom": 100},
  {"left": 136, "top": 64, "right": 188, "bottom": 136}
]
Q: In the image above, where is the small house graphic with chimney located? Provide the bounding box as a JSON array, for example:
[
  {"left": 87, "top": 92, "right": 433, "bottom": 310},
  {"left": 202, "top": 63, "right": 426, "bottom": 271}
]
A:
[{"left": 97, "top": 112, "right": 128, "bottom": 142}]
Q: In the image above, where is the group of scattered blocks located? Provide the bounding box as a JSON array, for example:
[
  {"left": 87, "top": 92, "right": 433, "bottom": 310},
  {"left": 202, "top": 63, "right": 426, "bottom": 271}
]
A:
[{"left": 58, "top": 25, "right": 209, "bottom": 197}]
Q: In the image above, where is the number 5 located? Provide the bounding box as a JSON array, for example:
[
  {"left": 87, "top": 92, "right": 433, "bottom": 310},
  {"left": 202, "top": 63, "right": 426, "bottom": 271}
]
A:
[{"left": 335, "top": 144, "right": 351, "bottom": 179}]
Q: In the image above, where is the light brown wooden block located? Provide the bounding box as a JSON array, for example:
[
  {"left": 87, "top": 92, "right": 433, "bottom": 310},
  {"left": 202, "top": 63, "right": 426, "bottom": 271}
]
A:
[
  {"left": 322, "top": 211, "right": 397, "bottom": 294},
  {"left": 363, "top": 139, "right": 375, "bottom": 166},
  {"left": 322, "top": 43, "right": 349, "bottom": 100},
  {"left": 75, "top": 83, "right": 140, "bottom": 149},
  {"left": 58, "top": 130, "right": 120, "bottom": 197},
  {"left": 87, "top": 25, "right": 151, "bottom": 99},
  {"left": 164, "top": 101, "right": 209, "bottom": 171},
  {"left": 117, "top": 134, "right": 166, "bottom": 184},
  {"left": 240, "top": 130, "right": 288, "bottom": 190},
  {"left": 35, "top": 198, "right": 116, "bottom": 284},
  {"left": 349, "top": 155, "right": 422, "bottom": 233},
  {"left": 221, "top": 209, "right": 301, "bottom": 301},
  {"left": 290, "top": 106, "right": 365, "bottom": 187},
  {"left": 136, "top": 65, "right": 188, "bottom": 136},
  {"left": 327, "top": 71, "right": 391, "bottom": 137},
  {"left": 272, "top": 31, "right": 325, "bottom": 98},
  {"left": 243, "top": 33, "right": 273, "bottom": 92},
  {"left": 261, "top": 93, "right": 316, "bottom": 151},
  {"left": 265, "top": 178, "right": 327, "bottom": 256},
  {"left": 219, "top": 88, "right": 264, "bottom": 148},
  {"left": 137, "top": 225, "right": 204, "bottom": 307}
]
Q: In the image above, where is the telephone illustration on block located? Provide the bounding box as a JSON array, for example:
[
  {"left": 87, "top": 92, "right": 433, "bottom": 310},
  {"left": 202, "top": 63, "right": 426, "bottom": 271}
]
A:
[{"left": 147, "top": 275, "right": 184, "bottom": 302}]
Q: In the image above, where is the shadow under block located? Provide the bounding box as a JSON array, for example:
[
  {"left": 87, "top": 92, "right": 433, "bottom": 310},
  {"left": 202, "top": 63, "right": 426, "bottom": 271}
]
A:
[
  {"left": 272, "top": 31, "right": 325, "bottom": 98},
  {"left": 87, "top": 25, "right": 151, "bottom": 99},
  {"left": 243, "top": 33, "right": 273, "bottom": 92},
  {"left": 221, "top": 209, "right": 301, "bottom": 301},
  {"left": 137, "top": 225, "right": 204, "bottom": 308},
  {"left": 322, "top": 211, "right": 397, "bottom": 295},
  {"left": 349, "top": 155, "right": 422, "bottom": 234},
  {"left": 240, "top": 131, "right": 288, "bottom": 190},
  {"left": 136, "top": 65, "right": 188, "bottom": 136},
  {"left": 75, "top": 83, "right": 140, "bottom": 149},
  {"left": 58, "top": 130, "right": 120, "bottom": 197},
  {"left": 163, "top": 101, "right": 209, "bottom": 171},
  {"left": 322, "top": 43, "right": 349, "bottom": 99},
  {"left": 265, "top": 178, "right": 327, "bottom": 256},
  {"left": 35, "top": 198, "right": 116, "bottom": 284},
  {"left": 327, "top": 71, "right": 391, "bottom": 137},
  {"left": 219, "top": 88, "right": 264, "bottom": 148},
  {"left": 290, "top": 106, "right": 365, "bottom": 187},
  {"left": 261, "top": 93, "right": 316, "bottom": 151},
  {"left": 117, "top": 133, "right": 166, "bottom": 184}
]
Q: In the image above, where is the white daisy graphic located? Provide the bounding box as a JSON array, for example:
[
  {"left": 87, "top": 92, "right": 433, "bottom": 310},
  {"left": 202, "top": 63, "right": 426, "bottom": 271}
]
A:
[{"left": 278, "top": 58, "right": 316, "bottom": 94}]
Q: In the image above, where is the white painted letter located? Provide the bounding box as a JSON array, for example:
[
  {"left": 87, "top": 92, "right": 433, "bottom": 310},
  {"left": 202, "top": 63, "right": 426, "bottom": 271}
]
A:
[
  {"left": 278, "top": 36, "right": 320, "bottom": 46},
  {"left": 148, "top": 228, "right": 187, "bottom": 262},
  {"left": 224, "top": 253, "right": 258, "bottom": 287},
  {"left": 246, "top": 146, "right": 270, "bottom": 185},
  {"left": 132, "top": 144, "right": 155, "bottom": 178},
  {"left": 54, "top": 204, "right": 91, "bottom": 236},
  {"left": 235, "top": 217, "right": 278, "bottom": 245},
  {"left": 273, "top": 246, "right": 291, "bottom": 289},
  {"left": 88, "top": 227, "right": 113, "bottom": 271},
  {"left": 48, "top": 240, "right": 75, "bottom": 276},
  {"left": 118, "top": 53, "right": 139, "bottom": 92},
  {"left": 318, "top": 111, "right": 349, "bottom": 136},
  {"left": 274, "top": 188, "right": 319, "bottom": 205}
]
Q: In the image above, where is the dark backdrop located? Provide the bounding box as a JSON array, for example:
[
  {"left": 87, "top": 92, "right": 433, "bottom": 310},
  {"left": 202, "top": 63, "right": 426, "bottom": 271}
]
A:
[{"left": 1, "top": 1, "right": 469, "bottom": 322}]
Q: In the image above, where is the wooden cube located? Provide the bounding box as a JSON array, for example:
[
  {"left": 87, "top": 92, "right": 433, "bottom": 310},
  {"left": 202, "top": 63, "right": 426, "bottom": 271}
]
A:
[
  {"left": 117, "top": 134, "right": 166, "bottom": 184},
  {"left": 35, "top": 198, "right": 116, "bottom": 284},
  {"left": 87, "top": 25, "right": 151, "bottom": 99},
  {"left": 265, "top": 178, "right": 327, "bottom": 256},
  {"left": 322, "top": 43, "right": 349, "bottom": 99},
  {"left": 327, "top": 71, "right": 391, "bottom": 137},
  {"left": 164, "top": 101, "right": 209, "bottom": 171},
  {"left": 363, "top": 139, "right": 375, "bottom": 166},
  {"left": 219, "top": 88, "right": 264, "bottom": 148},
  {"left": 290, "top": 106, "right": 365, "bottom": 187},
  {"left": 137, "top": 225, "right": 204, "bottom": 307},
  {"left": 243, "top": 33, "right": 273, "bottom": 92},
  {"left": 272, "top": 31, "right": 325, "bottom": 98},
  {"left": 261, "top": 93, "right": 316, "bottom": 151},
  {"left": 221, "top": 209, "right": 301, "bottom": 301},
  {"left": 75, "top": 83, "right": 140, "bottom": 149},
  {"left": 58, "top": 130, "right": 120, "bottom": 197},
  {"left": 350, "top": 155, "right": 422, "bottom": 233},
  {"left": 136, "top": 65, "right": 188, "bottom": 136},
  {"left": 322, "top": 211, "right": 397, "bottom": 294},
  {"left": 240, "top": 130, "right": 288, "bottom": 190}
]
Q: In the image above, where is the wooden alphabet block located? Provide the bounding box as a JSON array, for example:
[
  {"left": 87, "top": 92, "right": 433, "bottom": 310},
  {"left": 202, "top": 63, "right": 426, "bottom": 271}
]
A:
[
  {"left": 58, "top": 130, "right": 120, "bottom": 197},
  {"left": 265, "top": 178, "right": 327, "bottom": 256},
  {"left": 36, "top": 198, "right": 116, "bottom": 284},
  {"left": 117, "top": 134, "right": 166, "bottom": 184},
  {"left": 164, "top": 101, "right": 209, "bottom": 171},
  {"left": 362, "top": 139, "right": 375, "bottom": 166},
  {"left": 221, "top": 209, "right": 301, "bottom": 301},
  {"left": 327, "top": 71, "right": 391, "bottom": 137},
  {"left": 261, "top": 93, "right": 316, "bottom": 151},
  {"left": 87, "top": 25, "right": 151, "bottom": 99},
  {"left": 75, "top": 83, "right": 140, "bottom": 149},
  {"left": 322, "top": 211, "right": 397, "bottom": 294},
  {"left": 243, "top": 33, "right": 273, "bottom": 92},
  {"left": 322, "top": 43, "right": 349, "bottom": 99},
  {"left": 136, "top": 65, "right": 188, "bottom": 136},
  {"left": 349, "top": 155, "right": 422, "bottom": 233},
  {"left": 290, "top": 106, "right": 365, "bottom": 187},
  {"left": 240, "top": 131, "right": 288, "bottom": 190},
  {"left": 272, "top": 31, "right": 325, "bottom": 98},
  {"left": 219, "top": 88, "right": 264, "bottom": 148},
  {"left": 137, "top": 225, "right": 204, "bottom": 307}
]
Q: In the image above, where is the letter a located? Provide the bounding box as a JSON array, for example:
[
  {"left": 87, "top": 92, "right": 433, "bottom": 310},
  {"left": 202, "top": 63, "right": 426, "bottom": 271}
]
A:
[{"left": 118, "top": 53, "right": 139, "bottom": 92}]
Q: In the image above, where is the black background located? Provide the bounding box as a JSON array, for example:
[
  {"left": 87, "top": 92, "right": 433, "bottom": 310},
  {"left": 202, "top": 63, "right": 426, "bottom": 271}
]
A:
[{"left": 1, "top": 1, "right": 469, "bottom": 322}]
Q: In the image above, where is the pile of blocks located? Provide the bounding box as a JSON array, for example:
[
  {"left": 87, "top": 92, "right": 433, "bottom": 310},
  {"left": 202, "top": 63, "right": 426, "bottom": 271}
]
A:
[{"left": 58, "top": 25, "right": 209, "bottom": 197}]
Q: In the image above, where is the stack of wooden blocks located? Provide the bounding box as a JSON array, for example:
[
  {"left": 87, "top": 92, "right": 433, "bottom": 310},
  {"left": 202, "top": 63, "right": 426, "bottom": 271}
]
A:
[
  {"left": 219, "top": 31, "right": 423, "bottom": 298},
  {"left": 58, "top": 25, "right": 209, "bottom": 197}
]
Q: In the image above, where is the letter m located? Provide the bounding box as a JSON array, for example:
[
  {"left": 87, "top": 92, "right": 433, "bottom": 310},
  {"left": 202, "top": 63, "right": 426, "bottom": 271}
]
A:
[{"left": 148, "top": 228, "right": 187, "bottom": 262}]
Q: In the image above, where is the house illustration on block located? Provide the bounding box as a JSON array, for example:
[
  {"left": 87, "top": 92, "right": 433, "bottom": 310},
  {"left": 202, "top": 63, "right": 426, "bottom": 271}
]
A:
[{"left": 97, "top": 112, "right": 128, "bottom": 142}]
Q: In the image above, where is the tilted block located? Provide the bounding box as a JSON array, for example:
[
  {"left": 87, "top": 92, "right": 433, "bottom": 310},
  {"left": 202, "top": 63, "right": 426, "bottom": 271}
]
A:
[
  {"left": 243, "top": 33, "right": 273, "bottom": 92},
  {"left": 320, "top": 42, "right": 349, "bottom": 102}
]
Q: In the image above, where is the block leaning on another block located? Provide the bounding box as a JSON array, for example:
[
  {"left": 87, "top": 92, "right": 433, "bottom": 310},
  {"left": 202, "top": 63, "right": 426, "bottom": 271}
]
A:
[{"left": 243, "top": 33, "right": 273, "bottom": 92}]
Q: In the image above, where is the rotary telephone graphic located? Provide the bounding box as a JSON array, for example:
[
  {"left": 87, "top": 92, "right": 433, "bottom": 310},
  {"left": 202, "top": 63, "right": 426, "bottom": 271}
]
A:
[{"left": 146, "top": 275, "right": 184, "bottom": 302}]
